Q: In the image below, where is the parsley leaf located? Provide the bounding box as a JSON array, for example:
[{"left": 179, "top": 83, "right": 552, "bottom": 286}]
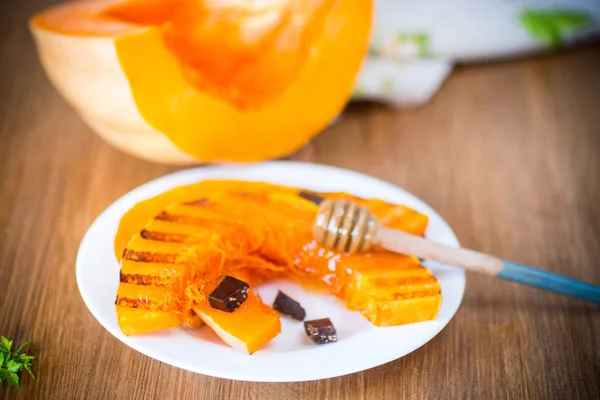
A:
[
  {"left": 7, "top": 372, "right": 19, "bottom": 388},
  {"left": 6, "top": 359, "right": 22, "bottom": 373},
  {"left": 0, "top": 337, "right": 35, "bottom": 388},
  {"left": 23, "top": 364, "right": 35, "bottom": 379},
  {"left": 18, "top": 355, "right": 34, "bottom": 364},
  {"left": 0, "top": 368, "right": 9, "bottom": 382},
  {"left": 1, "top": 337, "right": 13, "bottom": 352}
]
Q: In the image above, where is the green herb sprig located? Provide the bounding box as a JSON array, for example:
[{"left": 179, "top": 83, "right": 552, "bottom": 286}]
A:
[{"left": 0, "top": 337, "right": 35, "bottom": 388}]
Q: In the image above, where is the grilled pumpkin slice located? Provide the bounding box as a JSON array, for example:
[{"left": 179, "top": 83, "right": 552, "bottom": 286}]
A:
[{"left": 115, "top": 181, "right": 441, "bottom": 352}]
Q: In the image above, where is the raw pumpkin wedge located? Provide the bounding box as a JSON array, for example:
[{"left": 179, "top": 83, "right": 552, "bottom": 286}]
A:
[{"left": 30, "top": 0, "right": 373, "bottom": 164}]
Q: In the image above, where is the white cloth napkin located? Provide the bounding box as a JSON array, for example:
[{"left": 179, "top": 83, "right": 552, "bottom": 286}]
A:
[{"left": 352, "top": 0, "right": 600, "bottom": 107}]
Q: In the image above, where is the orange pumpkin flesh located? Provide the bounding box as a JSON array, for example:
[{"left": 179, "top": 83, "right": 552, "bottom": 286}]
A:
[
  {"left": 31, "top": 0, "right": 372, "bottom": 162},
  {"left": 104, "top": 0, "right": 336, "bottom": 109},
  {"left": 193, "top": 290, "right": 281, "bottom": 355},
  {"left": 114, "top": 181, "right": 441, "bottom": 353}
]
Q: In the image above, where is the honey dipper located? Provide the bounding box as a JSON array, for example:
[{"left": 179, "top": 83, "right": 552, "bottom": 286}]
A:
[{"left": 310, "top": 197, "right": 600, "bottom": 304}]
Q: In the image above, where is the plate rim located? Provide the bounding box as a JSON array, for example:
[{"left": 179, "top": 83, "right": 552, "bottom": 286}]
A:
[{"left": 75, "top": 161, "right": 464, "bottom": 382}]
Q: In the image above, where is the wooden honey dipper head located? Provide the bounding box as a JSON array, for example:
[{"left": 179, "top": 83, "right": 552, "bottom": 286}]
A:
[{"left": 313, "top": 199, "right": 381, "bottom": 253}]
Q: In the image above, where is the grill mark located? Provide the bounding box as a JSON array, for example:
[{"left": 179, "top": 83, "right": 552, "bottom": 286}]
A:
[
  {"left": 154, "top": 212, "right": 235, "bottom": 230},
  {"left": 119, "top": 271, "right": 176, "bottom": 286},
  {"left": 115, "top": 296, "right": 175, "bottom": 311},
  {"left": 140, "top": 229, "right": 193, "bottom": 243},
  {"left": 298, "top": 190, "right": 324, "bottom": 205},
  {"left": 155, "top": 212, "right": 206, "bottom": 226},
  {"left": 183, "top": 198, "right": 210, "bottom": 206},
  {"left": 391, "top": 290, "right": 441, "bottom": 301},
  {"left": 357, "top": 266, "right": 431, "bottom": 278},
  {"left": 155, "top": 211, "right": 178, "bottom": 222},
  {"left": 122, "top": 249, "right": 179, "bottom": 264},
  {"left": 368, "top": 276, "right": 438, "bottom": 287}
]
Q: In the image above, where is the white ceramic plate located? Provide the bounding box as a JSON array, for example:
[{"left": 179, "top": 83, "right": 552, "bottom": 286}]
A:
[{"left": 76, "top": 162, "right": 465, "bottom": 382}]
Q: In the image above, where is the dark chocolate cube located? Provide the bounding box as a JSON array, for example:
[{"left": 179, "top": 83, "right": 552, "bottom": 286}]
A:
[
  {"left": 304, "top": 318, "right": 337, "bottom": 344},
  {"left": 298, "top": 190, "right": 324, "bottom": 205},
  {"left": 273, "top": 291, "right": 306, "bottom": 321},
  {"left": 208, "top": 276, "right": 250, "bottom": 313}
]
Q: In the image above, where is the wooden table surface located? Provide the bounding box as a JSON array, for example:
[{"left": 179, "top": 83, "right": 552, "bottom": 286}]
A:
[{"left": 2, "top": 2, "right": 600, "bottom": 399}]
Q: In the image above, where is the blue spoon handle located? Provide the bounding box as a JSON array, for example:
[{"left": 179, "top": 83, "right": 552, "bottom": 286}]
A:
[{"left": 498, "top": 260, "right": 600, "bottom": 304}]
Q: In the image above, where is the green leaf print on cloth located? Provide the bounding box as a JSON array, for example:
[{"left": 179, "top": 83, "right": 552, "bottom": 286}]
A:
[
  {"left": 520, "top": 10, "right": 593, "bottom": 47},
  {"left": 370, "top": 32, "right": 430, "bottom": 58},
  {"left": 397, "top": 33, "right": 430, "bottom": 57}
]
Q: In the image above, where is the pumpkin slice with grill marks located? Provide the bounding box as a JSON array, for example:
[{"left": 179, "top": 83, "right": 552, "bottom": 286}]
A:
[{"left": 115, "top": 181, "right": 441, "bottom": 353}]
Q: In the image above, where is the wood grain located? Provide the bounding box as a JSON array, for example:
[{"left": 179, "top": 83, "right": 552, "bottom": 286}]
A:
[{"left": 1, "top": 1, "right": 599, "bottom": 399}]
